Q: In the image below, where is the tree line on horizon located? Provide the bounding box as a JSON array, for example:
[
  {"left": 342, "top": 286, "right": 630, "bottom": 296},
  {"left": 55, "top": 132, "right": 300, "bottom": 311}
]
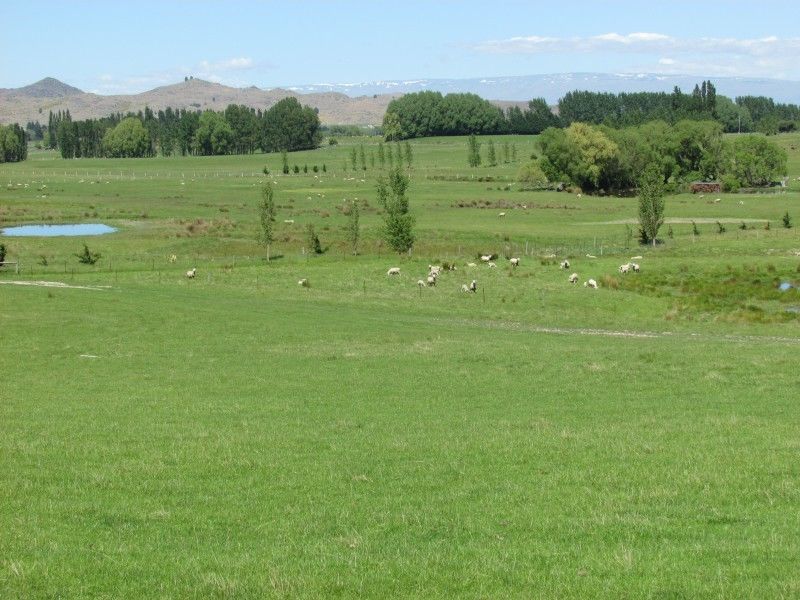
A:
[
  {"left": 383, "top": 82, "right": 800, "bottom": 140},
  {"left": 38, "top": 97, "right": 321, "bottom": 159}
]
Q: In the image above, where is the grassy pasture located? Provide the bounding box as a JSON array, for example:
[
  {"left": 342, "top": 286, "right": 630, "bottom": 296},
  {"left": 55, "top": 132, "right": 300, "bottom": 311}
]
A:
[{"left": 2, "top": 133, "right": 800, "bottom": 598}]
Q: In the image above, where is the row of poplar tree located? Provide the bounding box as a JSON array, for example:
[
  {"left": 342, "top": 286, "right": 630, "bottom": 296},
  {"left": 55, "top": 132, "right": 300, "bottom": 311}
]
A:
[{"left": 38, "top": 97, "right": 321, "bottom": 159}]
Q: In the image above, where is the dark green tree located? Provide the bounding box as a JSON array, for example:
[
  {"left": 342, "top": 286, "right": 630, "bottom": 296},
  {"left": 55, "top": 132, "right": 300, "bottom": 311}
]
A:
[
  {"left": 258, "top": 181, "right": 276, "bottom": 260},
  {"left": 638, "top": 164, "right": 666, "bottom": 247},
  {"left": 467, "top": 134, "right": 481, "bottom": 167}
]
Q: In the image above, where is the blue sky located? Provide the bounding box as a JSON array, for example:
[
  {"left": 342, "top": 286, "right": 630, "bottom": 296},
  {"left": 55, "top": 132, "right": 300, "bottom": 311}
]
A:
[{"left": 2, "top": 0, "right": 799, "bottom": 93}]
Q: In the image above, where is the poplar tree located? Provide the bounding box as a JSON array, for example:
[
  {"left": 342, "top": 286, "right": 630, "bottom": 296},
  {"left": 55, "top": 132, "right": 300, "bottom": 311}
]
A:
[{"left": 258, "top": 181, "right": 276, "bottom": 260}]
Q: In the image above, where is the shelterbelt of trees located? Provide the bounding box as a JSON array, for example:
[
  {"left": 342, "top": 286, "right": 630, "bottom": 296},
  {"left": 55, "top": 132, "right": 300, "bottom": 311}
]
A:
[
  {"left": 42, "top": 97, "right": 321, "bottom": 159},
  {"left": 383, "top": 81, "right": 800, "bottom": 140},
  {"left": 0, "top": 123, "right": 28, "bottom": 163},
  {"left": 525, "top": 120, "right": 788, "bottom": 193}
]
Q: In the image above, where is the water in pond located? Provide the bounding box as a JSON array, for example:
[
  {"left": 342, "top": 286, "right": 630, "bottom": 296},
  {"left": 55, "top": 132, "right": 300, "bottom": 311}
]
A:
[{"left": 1, "top": 223, "right": 117, "bottom": 237}]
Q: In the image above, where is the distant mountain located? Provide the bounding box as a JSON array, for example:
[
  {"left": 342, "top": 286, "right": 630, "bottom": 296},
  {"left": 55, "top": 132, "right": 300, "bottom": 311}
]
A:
[
  {"left": 1, "top": 77, "right": 84, "bottom": 99},
  {"left": 288, "top": 73, "right": 800, "bottom": 104}
]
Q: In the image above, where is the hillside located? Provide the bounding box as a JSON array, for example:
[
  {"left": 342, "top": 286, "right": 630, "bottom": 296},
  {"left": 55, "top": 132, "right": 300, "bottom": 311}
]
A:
[
  {"left": 0, "top": 78, "right": 400, "bottom": 126},
  {"left": 0, "top": 77, "right": 529, "bottom": 127}
]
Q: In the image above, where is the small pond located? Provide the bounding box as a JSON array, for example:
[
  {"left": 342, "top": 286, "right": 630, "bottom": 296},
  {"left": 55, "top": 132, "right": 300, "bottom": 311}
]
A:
[{"left": 1, "top": 223, "right": 118, "bottom": 237}]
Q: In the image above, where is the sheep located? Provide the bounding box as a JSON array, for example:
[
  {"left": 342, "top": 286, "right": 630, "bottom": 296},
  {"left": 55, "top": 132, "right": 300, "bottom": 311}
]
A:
[
  {"left": 284, "top": 219, "right": 295, "bottom": 224},
  {"left": 387, "top": 267, "right": 401, "bottom": 276},
  {"left": 462, "top": 280, "right": 478, "bottom": 293},
  {"left": 186, "top": 268, "right": 197, "bottom": 279},
  {"left": 560, "top": 260, "right": 570, "bottom": 269},
  {"left": 487, "top": 262, "right": 497, "bottom": 268},
  {"left": 510, "top": 257, "right": 520, "bottom": 267},
  {"left": 298, "top": 278, "right": 310, "bottom": 287},
  {"left": 586, "top": 254, "right": 597, "bottom": 259},
  {"left": 569, "top": 273, "right": 579, "bottom": 284},
  {"left": 461, "top": 283, "right": 470, "bottom": 292},
  {"left": 584, "top": 278, "right": 598, "bottom": 289},
  {"left": 417, "top": 279, "right": 426, "bottom": 287},
  {"left": 498, "top": 212, "right": 506, "bottom": 217},
  {"left": 480, "top": 255, "right": 492, "bottom": 262},
  {"left": 426, "top": 275, "right": 437, "bottom": 287},
  {"left": 428, "top": 265, "right": 443, "bottom": 277},
  {"left": 619, "top": 263, "right": 631, "bottom": 274},
  {"left": 631, "top": 262, "right": 640, "bottom": 273},
  {"left": 576, "top": 193, "right": 583, "bottom": 199},
  {"left": 168, "top": 254, "right": 177, "bottom": 264},
  {"left": 631, "top": 255, "right": 643, "bottom": 260},
  {"left": 467, "top": 262, "right": 477, "bottom": 268}
]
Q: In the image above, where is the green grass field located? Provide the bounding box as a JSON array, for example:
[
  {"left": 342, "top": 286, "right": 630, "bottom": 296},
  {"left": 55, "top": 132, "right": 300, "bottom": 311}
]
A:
[{"left": 2, "top": 134, "right": 800, "bottom": 598}]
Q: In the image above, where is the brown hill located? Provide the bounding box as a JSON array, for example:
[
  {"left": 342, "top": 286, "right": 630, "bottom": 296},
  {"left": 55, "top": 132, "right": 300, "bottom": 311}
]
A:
[
  {"left": 0, "top": 77, "right": 399, "bottom": 126},
  {"left": 0, "top": 77, "right": 527, "bottom": 127}
]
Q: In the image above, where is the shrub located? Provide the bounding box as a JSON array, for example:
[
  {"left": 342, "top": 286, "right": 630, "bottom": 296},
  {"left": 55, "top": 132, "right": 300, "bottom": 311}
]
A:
[
  {"left": 765, "top": 220, "right": 771, "bottom": 231},
  {"left": 303, "top": 164, "right": 308, "bottom": 173},
  {"left": 328, "top": 138, "right": 338, "bottom": 146},
  {"left": 739, "top": 221, "right": 748, "bottom": 230},
  {"left": 262, "top": 166, "right": 269, "bottom": 175},
  {"left": 322, "top": 164, "right": 327, "bottom": 173},
  {"left": 293, "top": 165, "right": 300, "bottom": 174},
  {"left": 312, "top": 165, "right": 319, "bottom": 173},
  {"left": 717, "top": 221, "right": 727, "bottom": 234},
  {"left": 516, "top": 160, "right": 549, "bottom": 188},
  {"left": 783, "top": 211, "right": 792, "bottom": 229},
  {"left": 692, "top": 221, "right": 700, "bottom": 236},
  {"left": 306, "top": 224, "right": 323, "bottom": 254},
  {"left": 75, "top": 244, "right": 101, "bottom": 265},
  {"left": 667, "top": 225, "right": 674, "bottom": 239},
  {"left": 721, "top": 174, "right": 741, "bottom": 193},
  {"left": 0, "top": 243, "right": 6, "bottom": 266}
]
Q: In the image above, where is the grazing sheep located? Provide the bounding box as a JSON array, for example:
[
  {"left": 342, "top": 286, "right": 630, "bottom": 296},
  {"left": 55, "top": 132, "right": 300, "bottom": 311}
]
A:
[
  {"left": 426, "top": 275, "right": 437, "bottom": 287},
  {"left": 284, "top": 219, "right": 295, "bottom": 224},
  {"left": 186, "top": 268, "right": 197, "bottom": 279},
  {"left": 584, "top": 278, "right": 598, "bottom": 289},
  {"left": 586, "top": 254, "right": 597, "bottom": 259},
  {"left": 560, "top": 260, "right": 570, "bottom": 269},
  {"left": 498, "top": 212, "right": 506, "bottom": 217},
  {"left": 168, "top": 254, "right": 177, "bottom": 263},
  {"left": 576, "top": 193, "right": 582, "bottom": 199},
  {"left": 462, "top": 280, "right": 478, "bottom": 293},
  {"left": 387, "top": 267, "right": 401, "bottom": 276},
  {"left": 569, "top": 273, "right": 579, "bottom": 284},
  {"left": 631, "top": 255, "right": 642, "bottom": 260},
  {"left": 619, "top": 263, "right": 631, "bottom": 274},
  {"left": 487, "top": 262, "right": 497, "bottom": 268},
  {"left": 467, "top": 262, "right": 477, "bottom": 267},
  {"left": 631, "top": 262, "right": 640, "bottom": 273},
  {"left": 298, "top": 278, "right": 310, "bottom": 287},
  {"left": 480, "top": 255, "right": 492, "bottom": 262},
  {"left": 510, "top": 257, "right": 520, "bottom": 267},
  {"left": 428, "top": 265, "right": 443, "bottom": 277},
  {"left": 417, "top": 279, "right": 426, "bottom": 287}
]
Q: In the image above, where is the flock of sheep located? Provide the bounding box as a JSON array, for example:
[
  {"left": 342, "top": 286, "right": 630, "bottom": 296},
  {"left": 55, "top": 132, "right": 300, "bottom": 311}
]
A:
[
  {"left": 181, "top": 254, "right": 643, "bottom": 292},
  {"left": 385, "top": 254, "right": 643, "bottom": 293}
]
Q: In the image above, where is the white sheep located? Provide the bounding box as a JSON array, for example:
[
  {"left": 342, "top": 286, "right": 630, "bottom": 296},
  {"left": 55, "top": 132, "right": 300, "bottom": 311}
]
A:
[
  {"left": 560, "top": 260, "right": 570, "bottom": 269},
  {"left": 480, "top": 255, "right": 492, "bottom": 262},
  {"left": 186, "top": 268, "right": 197, "bottom": 279},
  {"left": 387, "top": 267, "right": 401, "bottom": 276},
  {"left": 510, "top": 257, "right": 520, "bottom": 267},
  {"left": 426, "top": 275, "right": 437, "bottom": 287},
  {"left": 584, "top": 278, "right": 598, "bottom": 289},
  {"left": 630, "top": 255, "right": 642, "bottom": 260},
  {"left": 417, "top": 279, "right": 426, "bottom": 287},
  {"left": 569, "top": 273, "right": 579, "bottom": 284},
  {"left": 298, "top": 278, "right": 310, "bottom": 287},
  {"left": 498, "top": 212, "right": 506, "bottom": 217},
  {"left": 631, "top": 262, "right": 640, "bottom": 273},
  {"left": 619, "top": 263, "right": 631, "bottom": 274},
  {"left": 586, "top": 254, "right": 597, "bottom": 259},
  {"left": 487, "top": 262, "right": 497, "bottom": 268},
  {"left": 284, "top": 219, "right": 295, "bottom": 224},
  {"left": 461, "top": 280, "right": 477, "bottom": 293},
  {"left": 467, "top": 262, "right": 477, "bottom": 267},
  {"left": 428, "top": 265, "right": 443, "bottom": 277},
  {"left": 168, "top": 254, "right": 177, "bottom": 264}
]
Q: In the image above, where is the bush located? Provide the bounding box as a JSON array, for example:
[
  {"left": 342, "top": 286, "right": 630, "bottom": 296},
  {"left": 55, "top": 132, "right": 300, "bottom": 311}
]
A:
[
  {"left": 717, "top": 221, "right": 727, "bottom": 234},
  {"left": 516, "top": 160, "right": 549, "bottom": 188},
  {"left": 306, "top": 224, "right": 323, "bottom": 254},
  {"left": 721, "top": 174, "right": 741, "bottom": 193},
  {"left": 692, "top": 221, "right": 700, "bottom": 236},
  {"left": 262, "top": 166, "right": 269, "bottom": 175},
  {"left": 739, "top": 221, "right": 748, "bottom": 230},
  {"left": 0, "top": 243, "right": 6, "bottom": 266},
  {"left": 75, "top": 244, "right": 101, "bottom": 265},
  {"left": 293, "top": 165, "right": 300, "bottom": 174},
  {"left": 667, "top": 225, "right": 674, "bottom": 239},
  {"left": 312, "top": 165, "right": 319, "bottom": 173},
  {"left": 783, "top": 211, "right": 792, "bottom": 229},
  {"left": 765, "top": 221, "right": 771, "bottom": 231}
]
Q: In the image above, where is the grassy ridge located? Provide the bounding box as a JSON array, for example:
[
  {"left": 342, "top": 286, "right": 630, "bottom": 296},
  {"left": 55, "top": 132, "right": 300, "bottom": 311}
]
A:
[{"left": 2, "top": 133, "right": 800, "bottom": 597}]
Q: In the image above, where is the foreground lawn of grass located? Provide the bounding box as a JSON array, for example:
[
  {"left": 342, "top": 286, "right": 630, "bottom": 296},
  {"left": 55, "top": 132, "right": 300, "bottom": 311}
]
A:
[{"left": 1, "top": 133, "right": 800, "bottom": 597}]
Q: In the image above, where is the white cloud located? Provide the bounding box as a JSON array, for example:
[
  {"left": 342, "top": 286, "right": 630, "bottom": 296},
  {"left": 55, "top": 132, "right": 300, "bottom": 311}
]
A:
[
  {"left": 473, "top": 33, "right": 800, "bottom": 78},
  {"left": 198, "top": 57, "right": 254, "bottom": 72}
]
